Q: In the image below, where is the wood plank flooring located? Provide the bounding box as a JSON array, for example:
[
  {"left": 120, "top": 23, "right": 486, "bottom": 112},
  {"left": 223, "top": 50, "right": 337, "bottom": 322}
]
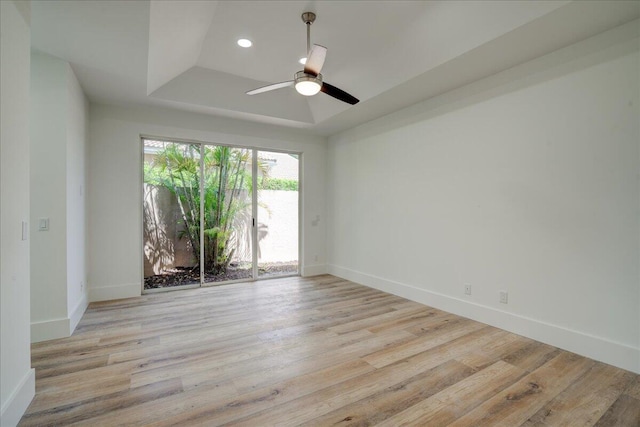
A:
[{"left": 20, "top": 275, "right": 640, "bottom": 426}]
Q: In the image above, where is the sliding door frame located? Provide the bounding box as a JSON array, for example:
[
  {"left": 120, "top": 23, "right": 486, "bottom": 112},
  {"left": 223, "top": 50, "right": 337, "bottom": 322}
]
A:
[
  {"left": 140, "top": 135, "right": 302, "bottom": 294},
  {"left": 254, "top": 148, "right": 301, "bottom": 280},
  {"left": 251, "top": 149, "right": 259, "bottom": 280}
]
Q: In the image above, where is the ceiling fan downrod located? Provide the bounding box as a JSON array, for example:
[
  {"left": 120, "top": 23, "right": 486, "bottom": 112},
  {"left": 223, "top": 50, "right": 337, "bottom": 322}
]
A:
[{"left": 301, "top": 12, "right": 316, "bottom": 56}]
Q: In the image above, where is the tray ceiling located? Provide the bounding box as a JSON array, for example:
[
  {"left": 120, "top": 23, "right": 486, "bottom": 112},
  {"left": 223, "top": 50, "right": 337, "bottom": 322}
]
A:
[{"left": 31, "top": 1, "right": 640, "bottom": 135}]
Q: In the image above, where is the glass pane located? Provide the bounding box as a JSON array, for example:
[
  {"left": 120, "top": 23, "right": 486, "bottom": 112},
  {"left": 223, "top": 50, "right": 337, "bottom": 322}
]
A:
[
  {"left": 143, "top": 140, "right": 201, "bottom": 290},
  {"left": 202, "top": 146, "right": 253, "bottom": 283},
  {"left": 257, "top": 151, "right": 299, "bottom": 277}
]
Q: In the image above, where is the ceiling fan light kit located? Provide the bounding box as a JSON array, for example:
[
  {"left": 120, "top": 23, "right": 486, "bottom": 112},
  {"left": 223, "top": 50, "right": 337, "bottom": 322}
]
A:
[
  {"left": 294, "top": 70, "right": 322, "bottom": 96},
  {"left": 246, "top": 11, "right": 359, "bottom": 105}
]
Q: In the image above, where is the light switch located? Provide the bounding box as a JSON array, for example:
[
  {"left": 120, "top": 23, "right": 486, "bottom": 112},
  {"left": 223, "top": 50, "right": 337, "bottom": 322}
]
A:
[
  {"left": 22, "top": 221, "right": 28, "bottom": 240},
  {"left": 38, "top": 218, "right": 49, "bottom": 231}
]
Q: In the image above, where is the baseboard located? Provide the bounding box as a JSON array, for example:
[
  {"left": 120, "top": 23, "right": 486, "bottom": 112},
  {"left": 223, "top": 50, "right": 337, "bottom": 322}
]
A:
[
  {"left": 89, "top": 282, "right": 141, "bottom": 302},
  {"left": 0, "top": 368, "right": 35, "bottom": 427},
  {"left": 301, "top": 264, "right": 327, "bottom": 277},
  {"left": 328, "top": 264, "right": 640, "bottom": 374},
  {"left": 69, "top": 293, "right": 88, "bottom": 333},
  {"left": 31, "top": 295, "right": 88, "bottom": 343},
  {"left": 31, "top": 317, "right": 70, "bottom": 343}
]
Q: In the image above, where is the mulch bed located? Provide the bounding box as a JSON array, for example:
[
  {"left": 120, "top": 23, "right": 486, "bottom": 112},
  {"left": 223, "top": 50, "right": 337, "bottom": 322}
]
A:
[{"left": 144, "top": 262, "right": 298, "bottom": 290}]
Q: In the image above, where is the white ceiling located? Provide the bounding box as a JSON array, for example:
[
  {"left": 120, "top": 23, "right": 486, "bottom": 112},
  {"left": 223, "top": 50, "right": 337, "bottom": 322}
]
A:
[{"left": 31, "top": 1, "right": 640, "bottom": 136}]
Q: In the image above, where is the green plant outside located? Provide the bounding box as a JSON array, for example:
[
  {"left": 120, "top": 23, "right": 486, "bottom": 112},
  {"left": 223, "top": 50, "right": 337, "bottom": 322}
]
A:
[
  {"left": 145, "top": 143, "right": 265, "bottom": 275},
  {"left": 258, "top": 178, "right": 298, "bottom": 191}
]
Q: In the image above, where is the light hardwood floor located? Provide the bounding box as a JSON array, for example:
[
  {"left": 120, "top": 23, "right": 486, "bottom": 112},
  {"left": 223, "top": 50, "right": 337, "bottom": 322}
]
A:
[{"left": 20, "top": 275, "right": 640, "bottom": 426}]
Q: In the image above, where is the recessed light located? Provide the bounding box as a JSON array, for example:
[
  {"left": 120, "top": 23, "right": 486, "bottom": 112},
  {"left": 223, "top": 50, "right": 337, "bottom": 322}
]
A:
[
  {"left": 299, "top": 57, "right": 307, "bottom": 65},
  {"left": 237, "top": 38, "right": 252, "bottom": 48}
]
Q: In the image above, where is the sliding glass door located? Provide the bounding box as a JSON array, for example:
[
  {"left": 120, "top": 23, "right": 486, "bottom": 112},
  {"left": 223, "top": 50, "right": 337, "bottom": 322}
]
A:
[
  {"left": 142, "top": 139, "right": 298, "bottom": 291},
  {"left": 202, "top": 145, "right": 253, "bottom": 283},
  {"left": 257, "top": 151, "right": 299, "bottom": 278},
  {"left": 143, "top": 140, "right": 201, "bottom": 290}
]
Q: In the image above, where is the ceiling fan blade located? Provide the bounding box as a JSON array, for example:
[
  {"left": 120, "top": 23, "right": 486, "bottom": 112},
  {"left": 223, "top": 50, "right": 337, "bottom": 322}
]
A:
[
  {"left": 246, "top": 80, "right": 294, "bottom": 95},
  {"left": 321, "top": 82, "right": 359, "bottom": 105},
  {"left": 303, "top": 44, "right": 327, "bottom": 76}
]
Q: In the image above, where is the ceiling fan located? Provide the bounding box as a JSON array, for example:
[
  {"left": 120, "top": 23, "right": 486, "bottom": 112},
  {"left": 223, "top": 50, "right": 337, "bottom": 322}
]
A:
[{"left": 246, "top": 12, "right": 359, "bottom": 105}]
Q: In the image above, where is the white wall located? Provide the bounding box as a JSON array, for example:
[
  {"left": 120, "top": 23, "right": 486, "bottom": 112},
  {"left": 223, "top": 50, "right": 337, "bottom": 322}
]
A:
[
  {"left": 0, "top": 1, "right": 35, "bottom": 425},
  {"left": 30, "top": 51, "right": 89, "bottom": 342},
  {"left": 88, "top": 104, "right": 327, "bottom": 301},
  {"left": 30, "top": 51, "right": 68, "bottom": 339},
  {"left": 66, "top": 59, "right": 89, "bottom": 331},
  {"left": 327, "top": 22, "right": 640, "bottom": 373}
]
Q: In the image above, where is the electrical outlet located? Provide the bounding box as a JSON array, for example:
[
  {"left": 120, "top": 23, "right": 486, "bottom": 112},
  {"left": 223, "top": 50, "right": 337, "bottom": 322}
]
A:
[
  {"left": 464, "top": 283, "right": 472, "bottom": 295},
  {"left": 500, "top": 291, "right": 508, "bottom": 304}
]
